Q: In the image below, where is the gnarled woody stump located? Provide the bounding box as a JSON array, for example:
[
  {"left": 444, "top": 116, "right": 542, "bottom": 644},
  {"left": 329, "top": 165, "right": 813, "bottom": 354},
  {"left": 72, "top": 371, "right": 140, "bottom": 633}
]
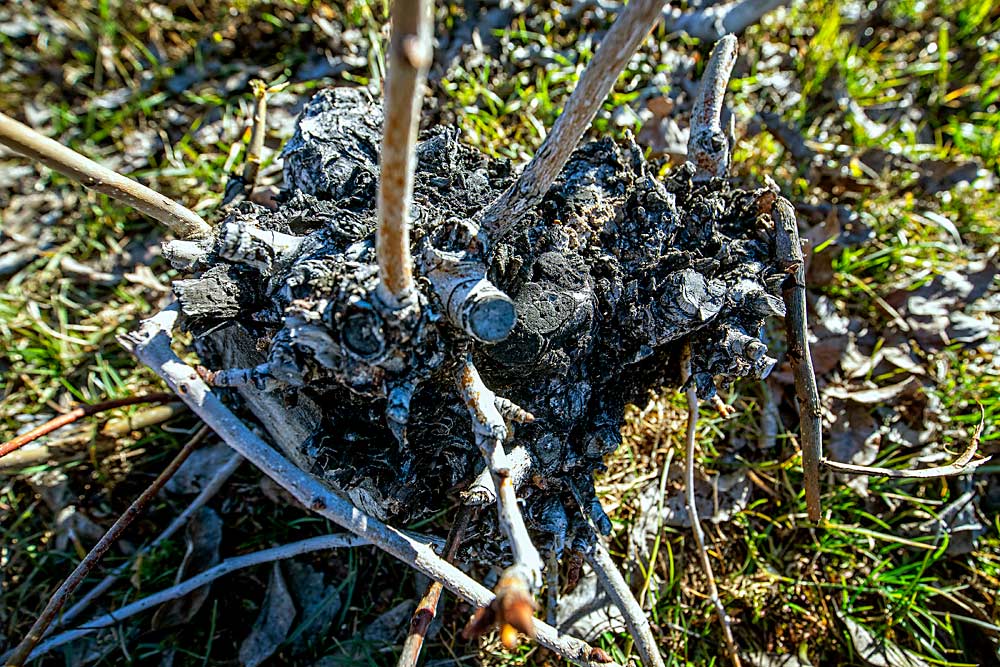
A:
[{"left": 166, "top": 85, "right": 785, "bottom": 571}]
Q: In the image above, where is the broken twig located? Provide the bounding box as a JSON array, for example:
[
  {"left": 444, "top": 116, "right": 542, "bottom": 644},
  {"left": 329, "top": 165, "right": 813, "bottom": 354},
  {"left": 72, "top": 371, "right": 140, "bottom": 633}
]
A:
[
  {"left": 822, "top": 409, "right": 988, "bottom": 478},
  {"left": 398, "top": 508, "right": 472, "bottom": 667},
  {"left": 377, "top": 0, "right": 432, "bottom": 308},
  {"left": 0, "top": 393, "right": 175, "bottom": 460},
  {"left": 682, "top": 347, "right": 742, "bottom": 667},
  {"left": 0, "top": 112, "right": 212, "bottom": 239},
  {"left": 477, "top": 0, "right": 664, "bottom": 248},
  {"left": 5, "top": 425, "right": 210, "bottom": 666},
  {"left": 688, "top": 34, "right": 738, "bottom": 180},
  {"left": 120, "top": 305, "right": 620, "bottom": 667},
  {"left": 771, "top": 196, "right": 822, "bottom": 521}
]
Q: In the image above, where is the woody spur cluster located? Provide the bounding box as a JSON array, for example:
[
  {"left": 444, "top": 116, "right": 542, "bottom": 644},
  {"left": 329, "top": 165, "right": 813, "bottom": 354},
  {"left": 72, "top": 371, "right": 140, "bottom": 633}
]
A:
[
  {"left": 0, "top": 1, "right": 825, "bottom": 664},
  {"left": 161, "top": 28, "right": 786, "bottom": 661}
]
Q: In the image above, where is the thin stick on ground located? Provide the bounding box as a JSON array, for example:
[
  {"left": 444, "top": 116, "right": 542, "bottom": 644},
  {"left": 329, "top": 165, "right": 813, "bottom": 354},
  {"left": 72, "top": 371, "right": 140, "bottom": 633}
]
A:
[
  {"left": 586, "top": 543, "right": 666, "bottom": 667},
  {"left": 0, "top": 393, "right": 175, "bottom": 460},
  {"left": 53, "top": 451, "right": 244, "bottom": 631},
  {"left": 119, "top": 305, "right": 621, "bottom": 667},
  {"left": 376, "top": 0, "right": 432, "bottom": 308},
  {"left": 682, "top": 346, "right": 742, "bottom": 667},
  {"left": 456, "top": 355, "right": 543, "bottom": 647},
  {"left": 397, "top": 508, "right": 472, "bottom": 667},
  {"left": 476, "top": 0, "right": 664, "bottom": 249},
  {"left": 771, "top": 195, "right": 822, "bottom": 521},
  {"left": 4, "top": 425, "right": 211, "bottom": 667},
  {"left": 663, "top": 0, "right": 790, "bottom": 42},
  {"left": 14, "top": 534, "right": 369, "bottom": 663},
  {"left": 0, "top": 112, "right": 212, "bottom": 239},
  {"left": 687, "top": 34, "right": 739, "bottom": 180},
  {"left": 822, "top": 409, "right": 988, "bottom": 478}
]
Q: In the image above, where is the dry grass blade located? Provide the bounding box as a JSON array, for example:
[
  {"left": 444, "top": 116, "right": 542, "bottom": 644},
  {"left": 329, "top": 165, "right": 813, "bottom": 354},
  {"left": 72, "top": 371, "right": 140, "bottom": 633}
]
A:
[
  {"left": 4, "top": 425, "right": 211, "bottom": 666},
  {"left": 0, "top": 112, "right": 212, "bottom": 239}
]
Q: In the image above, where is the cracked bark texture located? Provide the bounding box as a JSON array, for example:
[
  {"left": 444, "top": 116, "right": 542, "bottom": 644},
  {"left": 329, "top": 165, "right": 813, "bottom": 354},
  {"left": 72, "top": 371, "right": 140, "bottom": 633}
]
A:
[{"left": 172, "top": 87, "right": 787, "bottom": 561}]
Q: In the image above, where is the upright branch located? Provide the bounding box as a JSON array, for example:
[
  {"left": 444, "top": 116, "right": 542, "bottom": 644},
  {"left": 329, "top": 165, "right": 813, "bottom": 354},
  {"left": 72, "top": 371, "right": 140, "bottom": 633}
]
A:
[
  {"left": 687, "top": 34, "right": 738, "bottom": 180},
  {"left": 456, "top": 356, "right": 543, "bottom": 647},
  {"left": 119, "top": 305, "right": 618, "bottom": 667},
  {"left": 242, "top": 79, "right": 270, "bottom": 189},
  {"left": 222, "top": 79, "right": 285, "bottom": 206},
  {"left": 377, "top": 0, "right": 432, "bottom": 309},
  {"left": 5, "top": 426, "right": 210, "bottom": 667},
  {"left": 477, "top": 0, "right": 664, "bottom": 249},
  {"left": 397, "top": 509, "right": 472, "bottom": 667},
  {"left": 0, "top": 112, "right": 212, "bottom": 239},
  {"left": 771, "top": 196, "right": 822, "bottom": 521},
  {"left": 682, "top": 348, "right": 742, "bottom": 667}
]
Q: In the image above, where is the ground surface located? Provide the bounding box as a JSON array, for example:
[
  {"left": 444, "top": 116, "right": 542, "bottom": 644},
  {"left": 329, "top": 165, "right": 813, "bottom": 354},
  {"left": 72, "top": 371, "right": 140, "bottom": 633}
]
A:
[{"left": 1, "top": 1, "right": 998, "bottom": 666}]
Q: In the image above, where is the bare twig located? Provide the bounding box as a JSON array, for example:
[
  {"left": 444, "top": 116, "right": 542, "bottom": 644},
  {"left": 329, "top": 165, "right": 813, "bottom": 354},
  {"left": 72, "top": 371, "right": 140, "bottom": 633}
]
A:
[
  {"left": 0, "top": 393, "right": 175, "bottom": 460},
  {"left": 456, "top": 355, "right": 542, "bottom": 647},
  {"left": 377, "top": 0, "right": 432, "bottom": 308},
  {"left": 398, "top": 508, "right": 472, "bottom": 667},
  {"left": 242, "top": 80, "right": 270, "bottom": 190},
  {"left": 682, "top": 347, "right": 742, "bottom": 667},
  {"left": 771, "top": 196, "right": 822, "bottom": 521},
  {"left": 663, "top": 0, "right": 789, "bottom": 42},
  {"left": 53, "top": 451, "right": 244, "bottom": 631},
  {"left": 477, "top": 0, "right": 664, "bottom": 249},
  {"left": 0, "top": 112, "right": 212, "bottom": 239},
  {"left": 687, "top": 34, "right": 738, "bottom": 180},
  {"left": 822, "top": 409, "right": 988, "bottom": 478},
  {"left": 222, "top": 79, "right": 281, "bottom": 207},
  {"left": 15, "top": 534, "right": 369, "bottom": 663},
  {"left": 586, "top": 543, "right": 666, "bottom": 667},
  {"left": 5, "top": 425, "right": 211, "bottom": 666},
  {"left": 119, "top": 305, "right": 620, "bottom": 667}
]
